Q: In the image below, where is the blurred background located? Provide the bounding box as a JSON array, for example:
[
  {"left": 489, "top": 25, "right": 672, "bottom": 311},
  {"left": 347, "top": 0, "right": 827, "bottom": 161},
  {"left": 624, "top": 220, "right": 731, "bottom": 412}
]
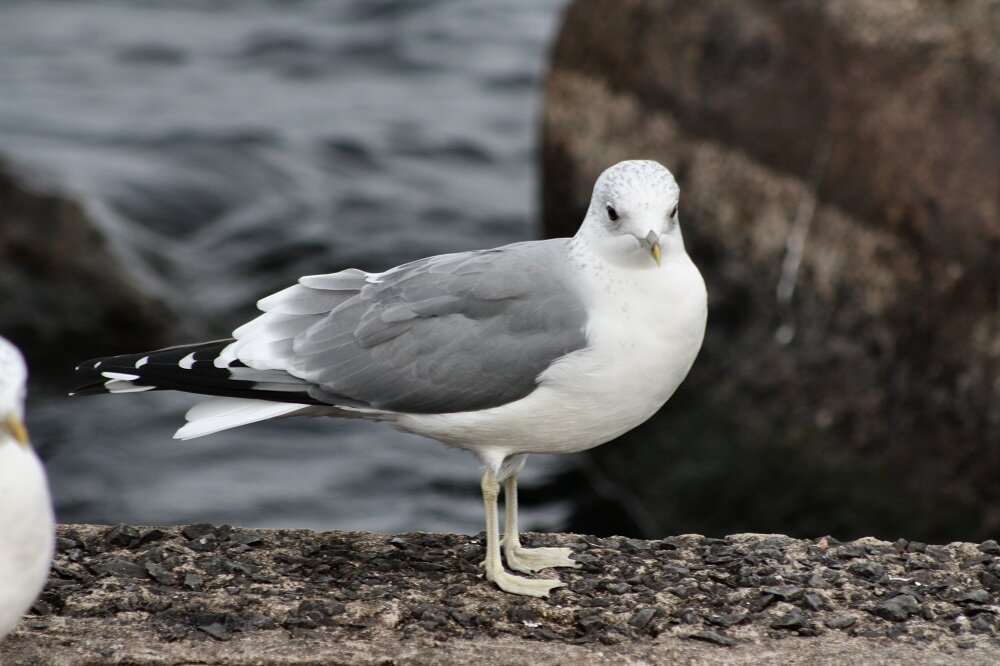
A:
[{"left": 1, "top": 0, "right": 997, "bottom": 544}]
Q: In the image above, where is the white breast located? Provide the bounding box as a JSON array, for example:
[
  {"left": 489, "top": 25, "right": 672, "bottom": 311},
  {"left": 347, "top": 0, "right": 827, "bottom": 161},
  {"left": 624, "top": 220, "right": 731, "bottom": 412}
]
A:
[
  {"left": 0, "top": 442, "right": 55, "bottom": 639},
  {"left": 396, "top": 244, "right": 707, "bottom": 459}
]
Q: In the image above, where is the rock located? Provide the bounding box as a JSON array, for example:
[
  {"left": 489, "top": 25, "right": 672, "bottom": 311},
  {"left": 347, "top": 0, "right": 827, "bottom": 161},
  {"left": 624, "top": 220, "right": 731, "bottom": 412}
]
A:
[
  {"left": 770, "top": 608, "right": 808, "bottom": 631},
  {"left": 957, "top": 590, "right": 992, "bottom": 605},
  {"left": 760, "top": 586, "right": 804, "bottom": 602},
  {"left": 198, "top": 622, "right": 233, "bottom": 641},
  {"left": 826, "top": 615, "right": 858, "bottom": 630},
  {"left": 542, "top": 0, "right": 1000, "bottom": 544},
  {"left": 628, "top": 607, "right": 657, "bottom": 630},
  {"left": 0, "top": 159, "right": 175, "bottom": 369},
  {"left": 980, "top": 541, "right": 1000, "bottom": 555},
  {"left": 848, "top": 561, "right": 887, "bottom": 581},
  {"left": 2, "top": 527, "right": 999, "bottom": 664},
  {"left": 688, "top": 629, "right": 738, "bottom": 647},
  {"left": 873, "top": 594, "right": 921, "bottom": 622},
  {"left": 105, "top": 525, "right": 142, "bottom": 549}
]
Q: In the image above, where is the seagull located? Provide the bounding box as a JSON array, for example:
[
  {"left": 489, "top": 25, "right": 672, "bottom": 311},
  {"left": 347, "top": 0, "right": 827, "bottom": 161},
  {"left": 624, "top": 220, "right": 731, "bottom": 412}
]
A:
[
  {"left": 0, "top": 336, "right": 55, "bottom": 639},
  {"left": 73, "top": 160, "right": 708, "bottom": 597}
]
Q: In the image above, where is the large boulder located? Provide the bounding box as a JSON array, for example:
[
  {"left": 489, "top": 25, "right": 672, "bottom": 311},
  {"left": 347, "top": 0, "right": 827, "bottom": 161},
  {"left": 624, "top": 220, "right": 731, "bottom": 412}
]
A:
[
  {"left": 0, "top": 160, "right": 175, "bottom": 371},
  {"left": 542, "top": 0, "right": 1000, "bottom": 541}
]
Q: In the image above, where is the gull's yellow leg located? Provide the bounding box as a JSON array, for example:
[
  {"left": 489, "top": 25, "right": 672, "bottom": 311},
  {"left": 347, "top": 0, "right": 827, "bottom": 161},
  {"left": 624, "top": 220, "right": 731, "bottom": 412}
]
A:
[
  {"left": 480, "top": 467, "right": 564, "bottom": 597},
  {"left": 502, "top": 474, "right": 580, "bottom": 574}
]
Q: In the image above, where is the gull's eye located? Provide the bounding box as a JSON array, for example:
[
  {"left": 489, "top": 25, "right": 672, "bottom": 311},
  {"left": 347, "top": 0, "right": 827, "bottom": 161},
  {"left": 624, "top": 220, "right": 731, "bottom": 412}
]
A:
[
  {"left": 606, "top": 205, "right": 619, "bottom": 222},
  {"left": 669, "top": 205, "right": 678, "bottom": 219}
]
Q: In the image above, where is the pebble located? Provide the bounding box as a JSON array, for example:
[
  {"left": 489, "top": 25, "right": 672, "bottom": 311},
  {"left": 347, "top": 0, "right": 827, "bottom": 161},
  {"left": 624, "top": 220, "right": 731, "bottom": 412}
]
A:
[
  {"left": 689, "top": 629, "right": 737, "bottom": 647},
  {"left": 825, "top": 615, "right": 857, "bottom": 630},
  {"left": 873, "top": 594, "right": 920, "bottom": 622}
]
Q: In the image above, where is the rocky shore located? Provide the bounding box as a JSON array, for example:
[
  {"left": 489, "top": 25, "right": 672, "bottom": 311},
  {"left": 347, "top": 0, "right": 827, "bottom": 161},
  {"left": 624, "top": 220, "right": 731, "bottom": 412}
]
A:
[{"left": 2, "top": 524, "right": 999, "bottom": 664}]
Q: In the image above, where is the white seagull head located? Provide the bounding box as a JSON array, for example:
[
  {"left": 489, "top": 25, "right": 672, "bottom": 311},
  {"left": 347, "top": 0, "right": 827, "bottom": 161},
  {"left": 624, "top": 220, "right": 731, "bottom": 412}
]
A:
[{"left": 580, "top": 159, "right": 685, "bottom": 268}]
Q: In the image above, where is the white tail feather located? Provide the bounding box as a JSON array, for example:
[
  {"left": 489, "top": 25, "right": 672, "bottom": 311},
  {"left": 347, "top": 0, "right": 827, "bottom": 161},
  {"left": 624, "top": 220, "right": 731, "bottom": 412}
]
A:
[{"left": 175, "top": 398, "right": 308, "bottom": 440}]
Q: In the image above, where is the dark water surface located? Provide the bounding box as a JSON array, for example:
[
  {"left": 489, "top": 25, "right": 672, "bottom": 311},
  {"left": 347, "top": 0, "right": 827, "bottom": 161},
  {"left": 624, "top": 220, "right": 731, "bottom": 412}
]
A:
[{"left": 0, "top": 0, "right": 573, "bottom": 533}]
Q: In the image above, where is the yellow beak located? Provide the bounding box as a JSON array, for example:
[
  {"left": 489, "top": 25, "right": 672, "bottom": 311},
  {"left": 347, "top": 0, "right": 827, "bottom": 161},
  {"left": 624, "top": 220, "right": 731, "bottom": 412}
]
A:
[
  {"left": 2, "top": 412, "right": 30, "bottom": 447},
  {"left": 639, "top": 231, "right": 662, "bottom": 266}
]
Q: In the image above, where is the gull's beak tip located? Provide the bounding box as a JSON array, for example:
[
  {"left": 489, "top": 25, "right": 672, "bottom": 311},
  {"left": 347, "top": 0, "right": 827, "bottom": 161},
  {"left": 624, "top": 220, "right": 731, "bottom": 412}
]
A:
[{"left": 641, "top": 230, "right": 662, "bottom": 266}]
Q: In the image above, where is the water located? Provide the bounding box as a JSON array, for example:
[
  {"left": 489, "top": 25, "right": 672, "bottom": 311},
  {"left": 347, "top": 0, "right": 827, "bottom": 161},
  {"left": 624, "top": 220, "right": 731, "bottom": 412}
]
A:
[{"left": 0, "top": 0, "right": 573, "bottom": 533}]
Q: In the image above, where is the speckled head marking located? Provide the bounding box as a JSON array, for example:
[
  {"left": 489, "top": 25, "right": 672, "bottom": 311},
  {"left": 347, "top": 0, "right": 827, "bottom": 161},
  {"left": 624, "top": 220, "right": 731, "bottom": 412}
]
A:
[
  {"left": 579, "top": 160, "right": 684, "bottom": 267},
  {"left": 588, "top": 160, "right": 680, "bottom": 226}
]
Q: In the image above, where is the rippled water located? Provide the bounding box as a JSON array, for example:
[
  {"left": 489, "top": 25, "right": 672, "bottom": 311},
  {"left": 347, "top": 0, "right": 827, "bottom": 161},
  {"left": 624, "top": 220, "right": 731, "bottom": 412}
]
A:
[{"left": 0, "top": 0, "right": 572, "bottom": 533}]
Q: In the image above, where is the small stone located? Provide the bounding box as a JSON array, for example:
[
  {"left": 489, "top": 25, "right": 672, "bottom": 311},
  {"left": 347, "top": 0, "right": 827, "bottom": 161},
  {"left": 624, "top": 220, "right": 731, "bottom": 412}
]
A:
[
  {"left": 825, "top": 615, "right": 857, "bottom": 630},
  {"left": 226, "top": 531, "right": 263, "bottom": 547},
  {"left": 956, "top": 589, "right": 991, "bottom": 605},
  {"left": 678, "top": 608, "right": 699, "bottom": 624},
  {"left": 90, "top": 557, "right": 146, "bottom": 579},
  {"left": 836, "top": 544, "right": 866, "bottom": 559},
  {"left": 144, "top": 561, "right": 177, "bottom": 586},
  {"left": 980, "top": 571, "right": 1000, "bottom": 593},
  {"left": 873, "top": 594, "right": 920, "bottom": 622},
  {"left": 662, "top": 563, "right": 690, "bottom": 577},
  {"left": 187, "top": 534, "right": 219, "bottom": 552},
  {"left": 971, "top": 615, "right": 994, "bottom": 634},
  {"left": 706, "top": 611, "right": 747, "bottom": 627},
  {"left": 848, "top": 560, "right": 885, "bottom": 580},
  {"left": 183, "top": 573, "right": 204, "bottom": 590},
  {"left": 620, "top": 538, "right": 651, "bottom": 553},
  {"left": 761, "top": 585, "right": 803, "bottom": 602},
  {"left": 979, "top": 540, "right": 1000, "bottom": 555},
  {"left": 629, "top": 608, "right": 657, "bottom": 629},
  {"left": 689, "top": 629, "right": 737, "bottom": 646},
  {"left": 198, "top": 622, "right": 232, "bottom": 641},
  {"left": 507, "top": 607, "right": 540, "bottom": 625},
  {"left": 770, "top": 608, "right": 807, "bottom": 630},
  {"left": 807, "top": 572, "right": 828, "bottom": 588},
  {"left": 447, "top": 610, "right": 472, "bottom": 627},
  {"left": 105, "top": 524, "right": 141, "bottom": 548},
  {"left": 182, "top": 524, "right": 217, "bottom": 540},
  {"left": 138, "top": 528, "right": 166, "bottom": 545},
  {"left": 802, "top": 592, "right": 826, "bottom": 611}
]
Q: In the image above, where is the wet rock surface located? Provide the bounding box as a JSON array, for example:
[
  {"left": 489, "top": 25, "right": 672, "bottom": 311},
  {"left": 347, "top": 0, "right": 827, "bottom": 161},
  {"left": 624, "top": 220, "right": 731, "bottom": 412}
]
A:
[{"left": 3, "top": 525, "right": 1000, "bottom": 664}]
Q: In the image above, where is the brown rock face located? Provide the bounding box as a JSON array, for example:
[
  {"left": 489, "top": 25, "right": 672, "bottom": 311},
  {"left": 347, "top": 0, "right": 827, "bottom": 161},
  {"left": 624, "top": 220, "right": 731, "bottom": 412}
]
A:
[
  {"left": 542, "top": 0, "right": 1000, "bottom": 541},
  {"left": 0, "top": 161, "right": 174, "bottom": 370}
]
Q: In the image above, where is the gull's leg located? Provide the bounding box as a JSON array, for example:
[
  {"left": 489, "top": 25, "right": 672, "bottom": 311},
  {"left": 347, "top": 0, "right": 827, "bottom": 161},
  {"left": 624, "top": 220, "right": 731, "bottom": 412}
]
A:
[
  {"left": 502, "top": 473, "right": 580, "bottom": 574},
  {"left": 480, "top": 467, "right": 564, "bottom": 597}
]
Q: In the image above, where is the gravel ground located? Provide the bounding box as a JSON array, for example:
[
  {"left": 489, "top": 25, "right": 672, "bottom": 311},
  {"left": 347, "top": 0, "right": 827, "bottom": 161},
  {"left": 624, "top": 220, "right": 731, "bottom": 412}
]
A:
[{"left": 3, "top": 525, "right": 1000, "bottom": 664}]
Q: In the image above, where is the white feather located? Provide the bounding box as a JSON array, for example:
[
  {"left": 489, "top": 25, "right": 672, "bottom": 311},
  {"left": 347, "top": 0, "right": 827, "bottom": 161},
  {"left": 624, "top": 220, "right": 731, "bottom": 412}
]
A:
[
  {"left": 175, "top": 398, "right": 307, "bottom": 440},
  {"left": 101, "top": 372, "right": 139, "bottom": 381},
  {"left": 104, "top": 380, "right": 154, "bottom": 393},
  {"left": 178, "top": 353, "right": 196, "bottom": 370}
]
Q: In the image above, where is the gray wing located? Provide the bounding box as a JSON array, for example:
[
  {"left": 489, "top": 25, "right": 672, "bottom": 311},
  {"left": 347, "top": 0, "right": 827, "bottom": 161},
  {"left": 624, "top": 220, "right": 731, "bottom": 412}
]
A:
[{"left": 234, "top": 239, "right": 588, "bottom": 414}]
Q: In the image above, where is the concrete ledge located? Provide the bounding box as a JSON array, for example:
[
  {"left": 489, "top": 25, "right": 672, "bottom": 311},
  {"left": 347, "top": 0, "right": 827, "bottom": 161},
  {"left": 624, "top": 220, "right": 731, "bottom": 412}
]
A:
[{"left": 3, "top": 525, "right": 999, "bottom": 664}]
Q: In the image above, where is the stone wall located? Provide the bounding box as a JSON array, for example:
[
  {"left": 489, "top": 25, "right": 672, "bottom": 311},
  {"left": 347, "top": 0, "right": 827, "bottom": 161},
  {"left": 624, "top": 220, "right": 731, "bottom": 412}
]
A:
[{"left": 2, "top": 524, "right": 999, "bottom": 664}]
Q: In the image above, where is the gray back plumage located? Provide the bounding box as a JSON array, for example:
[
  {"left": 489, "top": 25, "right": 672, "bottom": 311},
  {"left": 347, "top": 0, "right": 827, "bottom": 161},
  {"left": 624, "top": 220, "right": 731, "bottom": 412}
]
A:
[{"left": 257, "top": 239, "right": 588, "bottom": 414}]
